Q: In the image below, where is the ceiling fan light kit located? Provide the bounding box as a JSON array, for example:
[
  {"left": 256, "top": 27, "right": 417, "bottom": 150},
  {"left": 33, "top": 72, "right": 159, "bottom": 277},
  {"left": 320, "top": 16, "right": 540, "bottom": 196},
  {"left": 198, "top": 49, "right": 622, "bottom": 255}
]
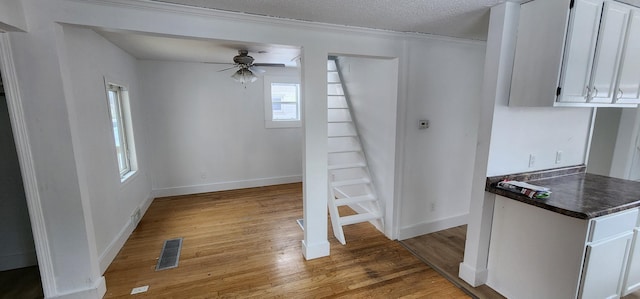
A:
[
  {"left": 231, "top": 67, "right": 258, "bottom": 84},
  {"left": 220, "top": 49, "right": 286, "bottom": 85}
]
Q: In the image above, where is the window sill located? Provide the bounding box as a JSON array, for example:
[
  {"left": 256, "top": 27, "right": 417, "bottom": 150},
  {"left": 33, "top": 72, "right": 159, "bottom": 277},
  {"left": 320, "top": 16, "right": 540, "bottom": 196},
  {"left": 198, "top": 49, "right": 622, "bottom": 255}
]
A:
[
  {"left": 120, "top": 170, "right": 138, "bottom": 184},
  {"left": 265, "top": 120, "right": 302, "bottom": 129}
]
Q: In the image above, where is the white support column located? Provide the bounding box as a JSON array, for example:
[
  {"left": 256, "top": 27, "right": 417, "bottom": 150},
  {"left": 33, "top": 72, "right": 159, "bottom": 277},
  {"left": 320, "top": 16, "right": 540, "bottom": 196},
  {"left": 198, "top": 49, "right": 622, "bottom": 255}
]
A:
[
  {"left": 301, "top": 46, "right": 330, "bottom": 259},
  {"left": 459, "top": 2, "right": 520, "bottom": 286},
  {"left": 2, "top": 23, "right": 105, "bottom": 297}
]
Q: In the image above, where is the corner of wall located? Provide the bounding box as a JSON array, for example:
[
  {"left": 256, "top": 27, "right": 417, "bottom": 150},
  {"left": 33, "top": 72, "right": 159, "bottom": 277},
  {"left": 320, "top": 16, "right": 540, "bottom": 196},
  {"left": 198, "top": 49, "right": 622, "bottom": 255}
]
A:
[
  {"left": 397, "top": 213, "right": 468, "bottom": 240},
  {"left": 98, "top": 193, "right": 154, "bottom": 274},
  {"left": 48, "top": 276, "right": 106, "bottom": 299}
]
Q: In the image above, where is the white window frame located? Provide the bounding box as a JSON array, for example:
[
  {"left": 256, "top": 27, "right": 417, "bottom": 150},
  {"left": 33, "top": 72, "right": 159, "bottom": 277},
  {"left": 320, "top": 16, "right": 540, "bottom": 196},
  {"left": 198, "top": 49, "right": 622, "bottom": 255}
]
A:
[
  {"left": 264, "top": 75, "right": 302, "bottom": 128},
  {"left": 104, "top": 77, "right": 138, "bottom": 181}
]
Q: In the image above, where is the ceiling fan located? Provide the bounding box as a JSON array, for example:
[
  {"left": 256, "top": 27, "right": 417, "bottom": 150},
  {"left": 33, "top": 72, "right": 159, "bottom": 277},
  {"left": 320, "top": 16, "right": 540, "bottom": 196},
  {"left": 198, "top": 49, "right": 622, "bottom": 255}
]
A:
[{"left": 217, "top": 50, "right": 286, "bottom": 84}]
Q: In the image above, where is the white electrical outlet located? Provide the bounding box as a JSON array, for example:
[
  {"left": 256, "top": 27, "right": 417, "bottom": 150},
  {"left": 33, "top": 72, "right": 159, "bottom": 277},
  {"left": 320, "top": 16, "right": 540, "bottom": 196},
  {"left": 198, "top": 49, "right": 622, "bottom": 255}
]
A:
[
  {"left": 555, "top": 151, "right": 563, "bottom": 164},
  {"left": 132, "top": 208, "right": 141, "bottom": 224},
  {"left": 528, "top": 154, "right": 536, "bottom": 168},
  {"left": 131, "top": 285, "right": 149, "bottom": 294}
]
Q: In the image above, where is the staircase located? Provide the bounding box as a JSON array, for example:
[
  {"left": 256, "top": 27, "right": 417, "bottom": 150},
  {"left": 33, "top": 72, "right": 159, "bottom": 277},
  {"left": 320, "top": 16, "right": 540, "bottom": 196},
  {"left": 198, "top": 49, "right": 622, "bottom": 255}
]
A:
[{"left": 327, "top": 58, "right": 383, "bottom": 245}]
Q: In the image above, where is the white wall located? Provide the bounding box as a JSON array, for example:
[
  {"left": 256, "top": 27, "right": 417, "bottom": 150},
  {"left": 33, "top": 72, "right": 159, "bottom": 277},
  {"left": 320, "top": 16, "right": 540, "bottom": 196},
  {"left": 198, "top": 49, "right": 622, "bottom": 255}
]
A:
[
  {"left": 587, "top": 108, "right": 622, "bottom": 176},
  {"left": 0, "top": 0, "right": 27, "bottom": 32},
  {"left": 398, "top": 38, "right": 486, "bottom": 239},
  {"left": 487, "top": 106, "right": 592, "bottom": 176},
  {"left": 61, "top": 25, "right": 153, "bottom": 273},
  {"left": 139, "top": 61, "right": 302, "bottom": 196},
  {"left": 0, "top": 94, "right": 36, "bottom": 271},
  {"left": 611, "top": 108, "right": 640, "bottom": 179},
  {"left": 336, "top": 55, "right": 398, "bottom": 238}
]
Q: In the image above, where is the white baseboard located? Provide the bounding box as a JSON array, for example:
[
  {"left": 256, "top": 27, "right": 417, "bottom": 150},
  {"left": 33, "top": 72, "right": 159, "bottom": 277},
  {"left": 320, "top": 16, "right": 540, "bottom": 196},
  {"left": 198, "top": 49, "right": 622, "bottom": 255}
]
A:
[
  {"left": 397, "top": 213, "right": 468, "bottom": 240},
  {"left": 0, "top": 251, "right": 38, "bottom": 271},
  {"left": 458, "top": 262, "right": 488, "bottom": 287},
  {"left": 47, "top": 276, "right": 106, "bottom": 299},
  {"left": 152, "top": 175, "right": 302, "bottom": 198},
  {"left": 301, "top": 239, "right": 330, "bottom": 260},
  {"left": 98, "top": 193, "right": 154, "bottom": 274}
]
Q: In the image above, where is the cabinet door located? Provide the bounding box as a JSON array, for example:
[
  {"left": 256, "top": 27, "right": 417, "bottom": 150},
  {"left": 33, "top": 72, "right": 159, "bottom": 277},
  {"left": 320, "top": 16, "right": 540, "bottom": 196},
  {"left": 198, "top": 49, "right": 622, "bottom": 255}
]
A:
[
  {"left": 589, "top": 1, "right": 631, "bottom": 103},
  {"left": 615, "top": 8, "right": 640, "bottom": 104},
  {"left": 623, "top": 229, "right": 640, "bottom": 295},
  {"left": 558, "top": 0, "right": 603, "bottom": 103},
  {"left": 579, "top": 232, "right": 633, "bottom": 299}
]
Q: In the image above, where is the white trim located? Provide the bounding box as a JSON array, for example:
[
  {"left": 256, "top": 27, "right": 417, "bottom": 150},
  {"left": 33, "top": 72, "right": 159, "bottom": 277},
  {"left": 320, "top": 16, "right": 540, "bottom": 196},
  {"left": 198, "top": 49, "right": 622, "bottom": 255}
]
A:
[
  {"left": 301, "top": 239, "right": 330, "bottom": 260},
  {"left": 458, "top": 263, "right": 489, "bottom": 287},
  {"left": 65, "top": 0, "right": 487, "bottom": 46},
  {"left": 397, "top": 213, "right": 469, "bottom": 240},
  {"left": 152, "top": 175, "right": 302, "bottom": 198},
  {"left": 0, "top": 34, "right": 57, "bottom": 296},
  {"left": 47, "top": 277, "right": 106, "bottom": 299},
  {"left": 98, "top": 193, "right": 154, "bottom": 274},
  {"left": 392, "top": 41, "right": 411, "bottom": 241}
]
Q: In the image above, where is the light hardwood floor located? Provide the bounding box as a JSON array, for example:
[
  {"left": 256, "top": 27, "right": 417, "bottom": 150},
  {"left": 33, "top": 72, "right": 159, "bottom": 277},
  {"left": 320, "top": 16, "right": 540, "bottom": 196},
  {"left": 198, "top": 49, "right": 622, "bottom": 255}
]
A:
[
  {"left": 104, "top": 183, "right": 470, "bottom": 298},
  {"left": 401, "top": 225, "right": 640, "bottom": 299},
  {"left": 400, "top": 226, "right": 503, "bottom": 299}
]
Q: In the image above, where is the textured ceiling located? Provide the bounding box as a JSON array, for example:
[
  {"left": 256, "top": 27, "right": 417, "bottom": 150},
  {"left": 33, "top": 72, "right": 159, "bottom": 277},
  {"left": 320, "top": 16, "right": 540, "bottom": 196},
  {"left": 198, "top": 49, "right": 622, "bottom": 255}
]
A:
[
  {"left": 97, "top": 30, "right": 301, "bottom": 66},
  {"left": 152, "top": 0, "right": 524, "bottom": 40},
  {"left": 97, "top": 0, "right": 540, "bottom": 66}
]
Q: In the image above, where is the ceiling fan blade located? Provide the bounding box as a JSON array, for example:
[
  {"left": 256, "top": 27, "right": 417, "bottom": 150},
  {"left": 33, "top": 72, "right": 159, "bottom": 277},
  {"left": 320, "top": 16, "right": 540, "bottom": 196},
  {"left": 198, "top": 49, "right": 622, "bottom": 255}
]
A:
[
  {"left": 202, "top": 62, "right": 234, "bottom": 65},
  {"left": 249, "top": 66, "right": 266, "bottom": 74},
  {"left": 253, "top": 63, "right": 286, "bottom": 67},
  {"left": 217, "top": 65, "right": 238, "bottom": 72}
]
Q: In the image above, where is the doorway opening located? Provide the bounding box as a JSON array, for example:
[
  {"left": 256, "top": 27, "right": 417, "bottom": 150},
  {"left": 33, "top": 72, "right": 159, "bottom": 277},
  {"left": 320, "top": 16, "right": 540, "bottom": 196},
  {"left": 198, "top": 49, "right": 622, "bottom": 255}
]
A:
[{"left": 0, "top": 66, "right": 44, "bottom": 298}]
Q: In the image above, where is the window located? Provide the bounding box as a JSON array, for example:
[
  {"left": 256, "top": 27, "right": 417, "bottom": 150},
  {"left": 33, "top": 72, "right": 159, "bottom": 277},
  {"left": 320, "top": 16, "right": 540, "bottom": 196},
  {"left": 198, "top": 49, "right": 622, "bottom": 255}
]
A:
[
  {"left": 264, "top": 76, "right": 301, "bottom": 128},
  {"left": 105, "top": 79, "right": 137, "bottom": 180}
]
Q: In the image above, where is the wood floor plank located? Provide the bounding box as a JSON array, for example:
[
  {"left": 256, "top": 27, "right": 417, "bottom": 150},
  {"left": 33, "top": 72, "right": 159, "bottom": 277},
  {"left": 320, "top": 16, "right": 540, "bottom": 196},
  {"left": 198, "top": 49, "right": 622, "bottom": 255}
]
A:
[
  {"left": 0, "top": 266, "right": 43, "bottom": 299},
  {"left": 400, "top": 226, "right": 505, "bottom": 299},
  {"left": 103, "top": 183, "right": 470, "bottom": 298}
]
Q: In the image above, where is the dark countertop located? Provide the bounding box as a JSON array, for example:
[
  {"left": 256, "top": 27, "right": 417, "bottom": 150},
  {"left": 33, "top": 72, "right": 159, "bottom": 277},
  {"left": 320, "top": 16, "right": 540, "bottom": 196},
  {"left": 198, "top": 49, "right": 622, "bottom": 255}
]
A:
[{"left": 486, "top": 165, "right": 640, "bottom": 219}]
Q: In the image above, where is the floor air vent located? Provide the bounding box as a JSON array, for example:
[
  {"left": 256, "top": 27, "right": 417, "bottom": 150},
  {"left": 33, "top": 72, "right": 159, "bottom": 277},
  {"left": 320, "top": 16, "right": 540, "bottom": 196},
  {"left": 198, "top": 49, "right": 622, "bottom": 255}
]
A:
[{"left": 156, "top": 238, "right": 183, "bottom": 271}]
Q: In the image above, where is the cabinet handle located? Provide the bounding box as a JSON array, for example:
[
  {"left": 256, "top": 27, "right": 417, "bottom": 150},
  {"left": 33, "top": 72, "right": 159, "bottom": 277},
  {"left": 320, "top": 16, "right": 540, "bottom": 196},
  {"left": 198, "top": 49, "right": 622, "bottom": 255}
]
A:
[{"left": 617, "top": 88, "right": 623, "bottom": 99}]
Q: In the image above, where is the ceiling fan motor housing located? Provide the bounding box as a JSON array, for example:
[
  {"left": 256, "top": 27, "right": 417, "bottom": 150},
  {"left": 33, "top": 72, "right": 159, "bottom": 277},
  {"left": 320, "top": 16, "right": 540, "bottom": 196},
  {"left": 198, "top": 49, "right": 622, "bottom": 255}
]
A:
[{"left": 233, "top": 50, "right": 254, "bottom": 66}]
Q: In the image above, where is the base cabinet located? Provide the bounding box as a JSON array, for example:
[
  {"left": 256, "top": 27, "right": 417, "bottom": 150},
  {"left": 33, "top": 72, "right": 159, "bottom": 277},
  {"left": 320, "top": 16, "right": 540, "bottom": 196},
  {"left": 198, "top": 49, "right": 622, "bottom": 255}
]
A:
[
  {"left": 579, "top": 232, "right": 633, "bottom": 299},
  {"left": 487, "top": 195, "right": 640, "bottom": 299},
  {"left": 623, "top": 229, "right": 640, "bottom": 295}
]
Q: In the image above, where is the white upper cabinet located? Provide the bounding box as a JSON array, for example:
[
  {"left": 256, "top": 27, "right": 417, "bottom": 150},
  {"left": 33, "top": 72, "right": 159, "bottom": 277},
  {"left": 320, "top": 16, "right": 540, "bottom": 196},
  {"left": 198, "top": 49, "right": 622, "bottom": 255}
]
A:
[
  {"left": 616, "top": 9, "right": 640, "bottom": 104},
  {"left": 510, "top": 0, "right": 640, "bottom": 107},
  {"left": 586, "top": 1, "right": 629, "bottom": 103},
  {"left": 559, "top": 0, "right": 603, "bottom": 103}
]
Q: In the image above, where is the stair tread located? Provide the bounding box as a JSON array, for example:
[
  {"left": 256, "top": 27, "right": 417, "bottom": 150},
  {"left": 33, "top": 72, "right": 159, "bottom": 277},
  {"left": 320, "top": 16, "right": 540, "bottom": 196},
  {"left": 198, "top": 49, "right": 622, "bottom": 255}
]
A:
[
  {"left": 328, "top": 133, "right": 357, "bottom": 137},
  {"left": 328, "top": 162, "right": 366, "bottom": 170},
  {"left": 334, "top": 194, "right": 376, "bottom": 206},
  {"left": 339, "top": 212, "right": 381, "bottom": 226},
  {"left": 328, "top": 148, "right": 361, "bottom": 153},
  {"left": 331, "top": 178, "right": 370, "bottom": 187}
]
